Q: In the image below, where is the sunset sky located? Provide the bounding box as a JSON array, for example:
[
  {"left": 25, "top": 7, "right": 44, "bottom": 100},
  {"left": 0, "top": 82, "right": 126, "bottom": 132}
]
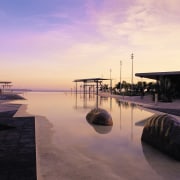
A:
[{"left": 0, "top": 0, "right": 180, "bottom": 90}]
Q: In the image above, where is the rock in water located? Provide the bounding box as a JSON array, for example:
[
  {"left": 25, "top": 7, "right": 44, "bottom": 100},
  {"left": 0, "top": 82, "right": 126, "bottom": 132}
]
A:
[
  {"left": 86, "top": 108, "right": 113, "bottom": 126},
  {"left": 141, "top": 114, "right": 180, "bottom": 160}
]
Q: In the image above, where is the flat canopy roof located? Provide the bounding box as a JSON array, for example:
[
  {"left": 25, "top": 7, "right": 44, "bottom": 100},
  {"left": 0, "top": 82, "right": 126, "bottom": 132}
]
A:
[
  {"left": 0, "top": 81, "right": 12, "bottom": 84},
  {"left": 73, "top": 78, "right": 109, "bottom": 83},
  {"left": 135, "top": 71, "right": 180, "bottom": 80}
]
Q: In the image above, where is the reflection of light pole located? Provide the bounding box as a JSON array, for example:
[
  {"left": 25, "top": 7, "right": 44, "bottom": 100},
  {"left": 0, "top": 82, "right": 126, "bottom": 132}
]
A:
[
  {"left": 131, "top": 105, "right": 134, "bottom": 140},
  {"left": 110, "top": 68, "right": 112, "bottom": 94},
  {"left": 96, "top": 81, "right": 98, "bottom": 109},
  {"left": 76, "top": 82, "right": 77, "bottom": 94},
  {"left": 120, "top": 61, "right": 122, "bottom": 92},
  {"left": 80, "top": 85, "right": 82, "bottom": 93},
  {"left": 119, "top": 103, "right": 122, "bottom": 129},
  {"left": 131, "top": 53, "right": 134, "bottom": 96},
  {"left": 110, "top": 97, "right": 112, "bottom": 111}
]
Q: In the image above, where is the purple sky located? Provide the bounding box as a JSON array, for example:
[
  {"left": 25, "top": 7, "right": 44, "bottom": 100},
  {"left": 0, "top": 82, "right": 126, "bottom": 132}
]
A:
[{"left": 0, "top": 0, "right": 180, "bottom": 90}]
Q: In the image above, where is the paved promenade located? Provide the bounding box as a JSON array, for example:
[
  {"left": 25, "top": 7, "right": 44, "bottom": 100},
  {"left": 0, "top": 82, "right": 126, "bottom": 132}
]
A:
[
  {"left": 0, "top": 114, "right": 36, "bottom": 180},
  {"left": 0, "top": 97, "right": 37, "bottom": 180}
]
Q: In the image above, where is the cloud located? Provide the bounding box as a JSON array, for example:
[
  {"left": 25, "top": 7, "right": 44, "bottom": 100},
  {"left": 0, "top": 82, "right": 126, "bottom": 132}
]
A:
[
  {"left": 1, "top": 0, "right": 180, "bottom": 88},
  {"left": 137, "top": 0, "right": 180, "bottom": 14},
  {"left": 86, "top": 0, "right": 180, "bottom": 50}
]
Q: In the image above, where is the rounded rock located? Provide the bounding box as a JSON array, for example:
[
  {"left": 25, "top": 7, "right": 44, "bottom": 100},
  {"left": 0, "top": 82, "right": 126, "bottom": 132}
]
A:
[{"left": 86, "top": 108, "right": 113, "bottom": 126}]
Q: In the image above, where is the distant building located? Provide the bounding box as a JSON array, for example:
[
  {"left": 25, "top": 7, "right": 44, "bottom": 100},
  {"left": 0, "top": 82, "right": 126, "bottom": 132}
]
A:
[{"left": 135, "top": 71, "right": 180, "bottom": 101}]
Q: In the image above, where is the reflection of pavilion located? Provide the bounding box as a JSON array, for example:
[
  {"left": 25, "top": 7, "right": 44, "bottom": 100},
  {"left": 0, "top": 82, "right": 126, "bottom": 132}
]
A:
[{"left": 74, "top": 92, "right": 96, "bottom": 110}]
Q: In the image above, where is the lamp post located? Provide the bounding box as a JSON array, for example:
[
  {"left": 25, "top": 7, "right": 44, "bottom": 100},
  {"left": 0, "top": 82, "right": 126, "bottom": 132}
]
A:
[
  {"left": 120, "top": 60, "right": 122, "bottom": 92},
  {"left": 131, "top": 53, "right": 134, "bottom": 96}
]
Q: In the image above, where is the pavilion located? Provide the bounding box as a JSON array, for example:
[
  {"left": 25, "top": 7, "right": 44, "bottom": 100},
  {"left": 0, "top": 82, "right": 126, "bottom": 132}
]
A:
[
  {"left": 135, "top": 71, "right": 180, "bottom": 101},
  {"left": 73, "top": 78, "right": 110, "bottom": 95},
  {"left": 0, "top": 81, "right": 12, "bottom": 94}
]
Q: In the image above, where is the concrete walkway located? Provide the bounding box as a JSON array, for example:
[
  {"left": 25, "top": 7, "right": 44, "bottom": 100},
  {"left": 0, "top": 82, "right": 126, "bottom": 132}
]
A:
[
  {"left": 0, "top": 116, "right": 36, "bottom": 180},
  {"left": 0, "top": 99, "right": 37, "bottom": 180}
]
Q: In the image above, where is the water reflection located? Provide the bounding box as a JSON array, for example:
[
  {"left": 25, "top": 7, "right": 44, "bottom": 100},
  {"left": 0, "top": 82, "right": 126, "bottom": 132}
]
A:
[
  {"left": 116, "top": 101, "right": 136, "bottom": 140},
  {"left": 74, "top": 92, "right": 156, "bottom": 138},
  {"left": 131, "top": 105, "right": 134, "bottom": 140},
  {"left": 119, "top": 103, "right": 122, "bottom": 129},
  {"left": 74, "top": 92, "right": 96, "bottom": 110},
  {"left": 135, "top": 114, "right": 155, "bottom": 126},
  {"left": 110, "top": 97, "right": 112, "bottom": 111},
  {"left": 75, "top": 92, "right": 113, "bottom": 134},
  {"left": 11, "top": 92, "right": 178, "bottom": 180},
  {"left": 115, "top": 98, "right": 135, "bottom": 109},
  {"left": 86, "top": 119, "right": 112, "bottom": 134},
  {"left": 142, "top": 142, "right": 180, "bottom": 180}
]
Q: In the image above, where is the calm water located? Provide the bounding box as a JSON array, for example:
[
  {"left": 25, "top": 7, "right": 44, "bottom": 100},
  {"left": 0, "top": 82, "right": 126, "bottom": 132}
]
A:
[{"left": 13, "top": 92, "right": 180, "bottom": 180}]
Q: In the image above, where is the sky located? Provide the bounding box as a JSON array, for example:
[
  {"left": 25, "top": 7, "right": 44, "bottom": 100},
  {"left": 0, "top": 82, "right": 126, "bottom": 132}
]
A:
[{"left": 0, "top": 0, "right": 180, "bottom": 90}]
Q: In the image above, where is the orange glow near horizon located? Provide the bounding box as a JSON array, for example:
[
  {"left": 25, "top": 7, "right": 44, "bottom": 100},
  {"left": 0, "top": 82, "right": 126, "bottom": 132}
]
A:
[{"left": 1, "top": 0, "right": 180, "bottom": 90}]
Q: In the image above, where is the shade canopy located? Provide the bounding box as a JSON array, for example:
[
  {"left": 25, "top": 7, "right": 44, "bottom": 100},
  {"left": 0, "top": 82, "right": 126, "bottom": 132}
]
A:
[
  {"left": 73, "top": 78, "right": 109, "bottom": 83},
  {"left": 135, "top": 71, "right": 180, "bottom": 80}
]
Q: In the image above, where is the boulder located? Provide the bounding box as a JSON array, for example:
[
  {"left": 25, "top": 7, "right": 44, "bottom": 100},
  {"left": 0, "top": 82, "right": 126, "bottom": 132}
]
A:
[
  {"left": 86, "top": 108, "right": 113, "bottom": 126},
  {"left": 141, "top": 114, "right": 180, "bottom": 160}
]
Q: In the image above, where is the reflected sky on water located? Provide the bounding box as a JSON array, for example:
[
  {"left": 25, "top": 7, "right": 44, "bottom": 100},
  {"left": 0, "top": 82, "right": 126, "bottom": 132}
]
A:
[{"left": 12, "top": 92, "right": 180, "bottom": 180}]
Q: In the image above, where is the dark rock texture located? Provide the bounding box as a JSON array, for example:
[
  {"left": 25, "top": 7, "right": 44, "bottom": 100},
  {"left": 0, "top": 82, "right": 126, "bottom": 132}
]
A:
[
  {"left": 86, "top": 108, "right": 113, "bottom": 126},
  {"left": 141, "top": 114, "right": 180, "bottom": 160}
]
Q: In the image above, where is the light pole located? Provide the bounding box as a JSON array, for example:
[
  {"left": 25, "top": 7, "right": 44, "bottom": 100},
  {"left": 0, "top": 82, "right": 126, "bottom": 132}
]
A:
[
  {"left": 131, "top": 53, "right": 134, "bottom": 96},
  {"left": 120, "top": 60, "right": 122, "bottom": 92}
]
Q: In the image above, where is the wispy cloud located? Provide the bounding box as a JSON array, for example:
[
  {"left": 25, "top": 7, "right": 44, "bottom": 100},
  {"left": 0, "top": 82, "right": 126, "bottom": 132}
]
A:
[{"left": 85, "top": 0, "right": 180, "bottom": 49}]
